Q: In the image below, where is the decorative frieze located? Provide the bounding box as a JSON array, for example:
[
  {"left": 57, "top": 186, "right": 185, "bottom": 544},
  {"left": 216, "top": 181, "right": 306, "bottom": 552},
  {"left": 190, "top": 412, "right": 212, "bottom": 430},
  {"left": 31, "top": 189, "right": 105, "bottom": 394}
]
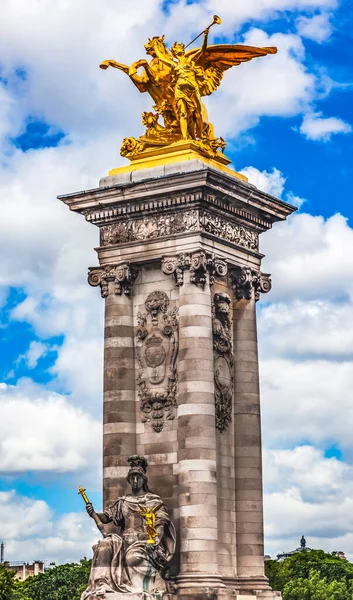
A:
[
  {"left": 99, "top": 208, "right": 259, "bottom": 253},
  {"left": 100, "top": 210, "right": 198, "bottom": 246},
  {"left": 162, "top": 251, "right": 227, "bottom": 288},
  {"left": 88, "top": 263, "right": 139, "bottom": 297},
  {"left": 136, "top": 291, "right": 179, "bottom": 432},
  {"left": 212, "top": 292, "right": 234, "bottom": 433},
  {"left": 229, "top": 267, "right": 272, "bottom": 301},
  {"left": 200, "top": 211, "right": 258, "bottom": 251}
]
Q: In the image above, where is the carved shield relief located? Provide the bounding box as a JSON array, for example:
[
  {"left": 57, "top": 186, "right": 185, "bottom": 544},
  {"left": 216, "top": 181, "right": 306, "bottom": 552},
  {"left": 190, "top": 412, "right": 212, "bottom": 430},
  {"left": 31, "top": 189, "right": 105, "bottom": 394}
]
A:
[{"left": 136, "top": 291, "right": 178, "bottom": 432}]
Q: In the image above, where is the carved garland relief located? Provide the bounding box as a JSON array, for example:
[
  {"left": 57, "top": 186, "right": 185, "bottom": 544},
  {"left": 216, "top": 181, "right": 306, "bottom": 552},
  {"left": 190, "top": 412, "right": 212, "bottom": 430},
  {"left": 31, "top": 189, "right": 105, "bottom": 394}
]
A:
[
  {"left": 199, "top": 211, "right": 258, "bottom": 251},
  {"left": 100, "top": 210, "right": 259, "bottom": 252},
  {"left": 212, "top": 292, "right": 234, "bottom": 433},
  {"left": 100, "top": 210, "right": 198, "bottom": 246},
  {"left": 136, "top": 291, "right": 178, "bottom": 432}
]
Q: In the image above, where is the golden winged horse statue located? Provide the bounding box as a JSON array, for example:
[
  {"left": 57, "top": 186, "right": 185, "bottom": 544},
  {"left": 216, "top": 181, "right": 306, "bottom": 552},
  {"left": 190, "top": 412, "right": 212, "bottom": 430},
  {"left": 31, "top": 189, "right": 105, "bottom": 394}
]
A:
[{"left": 100, "top": 16, "right": 277, "bottom": 161}]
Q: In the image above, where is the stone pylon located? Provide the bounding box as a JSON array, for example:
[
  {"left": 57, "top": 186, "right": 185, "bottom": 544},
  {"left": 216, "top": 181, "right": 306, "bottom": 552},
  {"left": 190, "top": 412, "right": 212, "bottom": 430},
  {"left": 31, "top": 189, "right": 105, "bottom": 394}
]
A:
[{"left": 59, "top": 159, "right": 295, "bottom": 599}]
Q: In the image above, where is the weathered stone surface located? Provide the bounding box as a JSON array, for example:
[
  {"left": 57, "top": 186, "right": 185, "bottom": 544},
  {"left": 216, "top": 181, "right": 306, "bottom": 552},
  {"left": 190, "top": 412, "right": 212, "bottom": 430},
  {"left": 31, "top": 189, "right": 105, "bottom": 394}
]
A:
[{"left": 59, "top": 162, "right": 294, "bottom": 598}]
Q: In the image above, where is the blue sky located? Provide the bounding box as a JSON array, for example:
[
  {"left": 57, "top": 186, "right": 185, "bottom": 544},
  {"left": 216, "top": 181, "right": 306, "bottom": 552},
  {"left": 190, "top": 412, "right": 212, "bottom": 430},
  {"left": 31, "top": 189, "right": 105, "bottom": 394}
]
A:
[{"left": 0, "top": 0, "right": 353, "bottom": 564}]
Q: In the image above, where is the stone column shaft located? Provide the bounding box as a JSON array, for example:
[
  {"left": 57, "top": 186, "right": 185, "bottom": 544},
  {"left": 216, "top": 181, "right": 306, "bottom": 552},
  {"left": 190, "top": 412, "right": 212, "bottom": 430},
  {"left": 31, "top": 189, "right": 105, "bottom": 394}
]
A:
[
  {"left": 177, "top": 271, "right": 223, "bottom": 590},
  {"left": 103, "top": 284, "right": 136, "bottom": 506},
  {"left": 233, "top": 296, "right": 267, "bottom": 586}
]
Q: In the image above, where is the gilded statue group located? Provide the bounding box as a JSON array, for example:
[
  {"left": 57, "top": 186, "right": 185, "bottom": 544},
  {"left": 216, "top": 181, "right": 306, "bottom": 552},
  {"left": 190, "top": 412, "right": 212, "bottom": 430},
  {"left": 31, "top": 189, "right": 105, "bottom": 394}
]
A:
[{"left": 100, "top": 16, "right": 277, "bottom": 160}]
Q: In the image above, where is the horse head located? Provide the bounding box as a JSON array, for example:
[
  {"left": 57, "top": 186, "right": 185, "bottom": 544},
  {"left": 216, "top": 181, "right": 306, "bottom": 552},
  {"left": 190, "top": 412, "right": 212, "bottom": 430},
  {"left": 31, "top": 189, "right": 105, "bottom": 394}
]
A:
[{"left": 144, "top": 35, "right": 167, "bottom": 57}]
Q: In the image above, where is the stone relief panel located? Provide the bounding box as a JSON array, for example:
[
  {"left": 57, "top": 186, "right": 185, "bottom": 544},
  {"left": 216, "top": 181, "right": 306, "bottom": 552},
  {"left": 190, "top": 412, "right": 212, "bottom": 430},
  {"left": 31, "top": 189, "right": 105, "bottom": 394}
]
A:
[
  {"left": 99, "top": 209, "right": 259, "bottom": 253},
  {"left": 88, "top": 263, "right": 139, "bottom": 297},
  {"left": 135, "top": 291, "right": 178, "bottom": 432},
  {"left": 200, "top": 211, "right": 259, "bottom": 251},
  {"left": 229, "top": 267, "right": 272, "bottom": 301},
  {"left": 100, "top": 210, "right": 198, "bottom": 246},
  {"left": 212, "top": 292, "right": 234, "bottom": 433},
  {"left": 162, "top": 251, "right": 227, "bottom": 288}
]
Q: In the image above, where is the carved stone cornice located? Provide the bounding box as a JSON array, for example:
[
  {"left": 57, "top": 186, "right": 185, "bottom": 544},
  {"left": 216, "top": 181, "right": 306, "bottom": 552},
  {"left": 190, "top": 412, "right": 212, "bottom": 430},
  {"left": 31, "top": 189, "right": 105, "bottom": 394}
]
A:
[
  {"left": 88, "top": 263, "right": 139, "bottom": 298},
  {"left": 229, "top": 267, "right": 272, "bottom": 302},
  {"left": 82, "top": 189, "right": 271, "bottom": 233},
  {"left": 162, "top": 252, "right": 227, "bottom": 288}
]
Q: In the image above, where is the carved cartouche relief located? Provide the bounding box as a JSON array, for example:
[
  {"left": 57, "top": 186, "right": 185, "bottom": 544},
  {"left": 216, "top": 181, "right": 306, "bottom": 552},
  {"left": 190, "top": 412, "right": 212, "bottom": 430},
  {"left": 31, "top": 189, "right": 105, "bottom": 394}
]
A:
[
  {"left": 213, "top": 292, "right": 234, "bottom": 433},
  {"left": 136, "top": 291, "right": 178, "bottom": 432}
]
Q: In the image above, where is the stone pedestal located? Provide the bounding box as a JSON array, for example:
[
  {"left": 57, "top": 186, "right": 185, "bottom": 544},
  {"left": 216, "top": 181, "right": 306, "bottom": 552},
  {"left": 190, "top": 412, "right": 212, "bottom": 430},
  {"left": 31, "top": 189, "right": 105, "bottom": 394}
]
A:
[{"left": 59, "top": 158, "right": 295, "bottom": 598}]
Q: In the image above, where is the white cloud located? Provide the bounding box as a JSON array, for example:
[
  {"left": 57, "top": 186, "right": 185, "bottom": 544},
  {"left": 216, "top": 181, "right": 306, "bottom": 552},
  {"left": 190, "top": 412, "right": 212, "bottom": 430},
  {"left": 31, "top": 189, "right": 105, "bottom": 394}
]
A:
[
  {"left": 240, "top": 167, "right": 306, "bottom": 210},
  {"left": 259, "top": 299, "right": 353, "bottom": 359},
  {"left": 261, "top": 212, "right": 353, "bottom": 302},
  {"left": 50, "top": 337, "right": 103, "bottom": 408},
  {"left": 208, "top": 28, "right": 317, "bottom": 138},
  {"left": 20, "top": 340, "right": 49, "bottom": 368},
  {"left": 300, "top": 111, "right": 352, "bottom": 140},
  {"left": 263, "top": 446, "right": 353, "bottom": 558},
  {"left": 0, "top": 490, "right": 52, "bottom": 540},
  {"left": 240, "top": 167, "right": 286, "bottom": 197},
  {"left": 0, "top": 379, "right": 101, "bottom": 473},
  {"left": 297, "top": 12, "right": 334, "bottom": 42},
  {"left": 165, "top": 0, "right": 337, "bottom": 38},
  {"left": 261, "top": 358, "right": 353, "bottom": 452},
  {"left": 0, "top": 490, "right": 99, "bottom": 564}
]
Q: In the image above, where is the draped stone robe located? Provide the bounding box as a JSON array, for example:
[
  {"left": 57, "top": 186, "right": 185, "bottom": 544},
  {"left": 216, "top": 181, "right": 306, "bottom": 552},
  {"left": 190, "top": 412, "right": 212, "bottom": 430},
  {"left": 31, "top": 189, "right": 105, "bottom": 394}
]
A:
[{"left": 81, "top": 492, "right": 176, "bottom": 599}]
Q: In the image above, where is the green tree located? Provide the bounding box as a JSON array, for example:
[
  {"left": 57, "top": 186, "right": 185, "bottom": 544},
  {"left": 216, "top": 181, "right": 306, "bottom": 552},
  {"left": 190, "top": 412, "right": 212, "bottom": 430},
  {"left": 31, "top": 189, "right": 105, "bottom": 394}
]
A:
[
  {"left": 283, "top": 569, "right": 353, "bottom": 600},
  {"left": 0, "top": 564, "right": 16, "bottom": 600},
  {"left": 12, "top": 559, "right": 91, "bottom": 600},
  {"left": 265, "top": 550, "right": 353, "bottom": 600}
]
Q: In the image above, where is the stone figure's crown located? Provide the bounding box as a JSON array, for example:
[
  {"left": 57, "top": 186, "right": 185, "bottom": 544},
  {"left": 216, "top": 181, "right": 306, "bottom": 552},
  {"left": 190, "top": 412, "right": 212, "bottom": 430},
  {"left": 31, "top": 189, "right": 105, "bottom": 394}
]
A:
[{"left": 128, "top": 455, "right": 148, "bottom": 473}]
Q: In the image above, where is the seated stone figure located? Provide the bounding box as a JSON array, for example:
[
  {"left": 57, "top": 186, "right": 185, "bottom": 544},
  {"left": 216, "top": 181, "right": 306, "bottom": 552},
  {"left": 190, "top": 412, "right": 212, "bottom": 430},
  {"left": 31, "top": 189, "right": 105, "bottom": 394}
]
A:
[{"left": 82, "top": 455, "right": 176, "bottom": 599}]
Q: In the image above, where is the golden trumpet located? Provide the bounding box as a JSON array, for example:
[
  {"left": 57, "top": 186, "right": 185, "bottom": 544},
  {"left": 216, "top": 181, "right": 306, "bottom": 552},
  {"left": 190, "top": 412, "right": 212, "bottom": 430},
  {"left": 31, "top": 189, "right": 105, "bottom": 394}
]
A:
[{"left": 185, "top": 15, "right": 222, "bottom": 49}]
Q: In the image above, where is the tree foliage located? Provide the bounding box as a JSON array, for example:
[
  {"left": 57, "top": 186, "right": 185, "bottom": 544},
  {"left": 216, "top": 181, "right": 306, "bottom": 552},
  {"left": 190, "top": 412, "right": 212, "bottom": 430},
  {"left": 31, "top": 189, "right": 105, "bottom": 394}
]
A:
[
  {"left": 0, "top": 564, "right": 16, "bottom": 600},
  {"left": 11, "top": 559, "right": 91, "bottom": 600},
  {"left": 283, "top": 569, "right": 353, "bottom": 600},
  {"left": 266, "top": 550, "right": 353, "bottom": 600}
]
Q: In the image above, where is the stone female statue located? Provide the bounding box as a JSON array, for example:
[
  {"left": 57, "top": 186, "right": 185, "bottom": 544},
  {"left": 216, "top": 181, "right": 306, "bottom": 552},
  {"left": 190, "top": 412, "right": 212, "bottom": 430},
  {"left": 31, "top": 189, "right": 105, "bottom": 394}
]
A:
[{"left": 81, "top": 455, "right": 176, "bottom": 599}]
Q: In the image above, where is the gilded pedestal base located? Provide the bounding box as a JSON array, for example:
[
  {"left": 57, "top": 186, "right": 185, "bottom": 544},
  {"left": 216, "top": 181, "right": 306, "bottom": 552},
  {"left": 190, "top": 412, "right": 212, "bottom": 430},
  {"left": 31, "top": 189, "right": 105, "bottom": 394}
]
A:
[{"left": 108, "top": 141, "right": 247, "bottom": 182}]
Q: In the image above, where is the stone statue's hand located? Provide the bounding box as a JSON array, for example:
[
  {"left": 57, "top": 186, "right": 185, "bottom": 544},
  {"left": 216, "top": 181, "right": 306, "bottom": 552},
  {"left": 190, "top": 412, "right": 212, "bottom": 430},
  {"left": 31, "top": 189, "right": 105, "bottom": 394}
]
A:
[{"left": 86, "top": 502, "right": 95, "bottom": 517}]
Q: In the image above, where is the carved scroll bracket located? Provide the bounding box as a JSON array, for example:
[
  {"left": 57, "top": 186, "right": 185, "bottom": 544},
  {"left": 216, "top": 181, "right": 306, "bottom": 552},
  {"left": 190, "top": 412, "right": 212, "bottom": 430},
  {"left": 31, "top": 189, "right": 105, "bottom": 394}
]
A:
[
  {"left": 229, "top": 267, "right": 272, "bottom": 302},
  {"left": 162, "top": 251, "right": 227, "bottom": 288},
  {"left": 88, "top": 263, "right": 139, "bottom": 298}
]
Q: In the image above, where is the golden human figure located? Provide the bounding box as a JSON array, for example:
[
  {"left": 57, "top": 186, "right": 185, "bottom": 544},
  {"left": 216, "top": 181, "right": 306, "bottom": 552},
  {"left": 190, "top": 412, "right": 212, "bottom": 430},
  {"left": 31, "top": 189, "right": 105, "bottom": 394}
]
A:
[
  {"left": 153, "top": 33, "right": 208, "bottom": 140},
  {"left": 99, "top": 15, "right": 277, "bottom": 161},
  {"left": 138, "top": 502, "right": 164, "bottom": 544}
]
